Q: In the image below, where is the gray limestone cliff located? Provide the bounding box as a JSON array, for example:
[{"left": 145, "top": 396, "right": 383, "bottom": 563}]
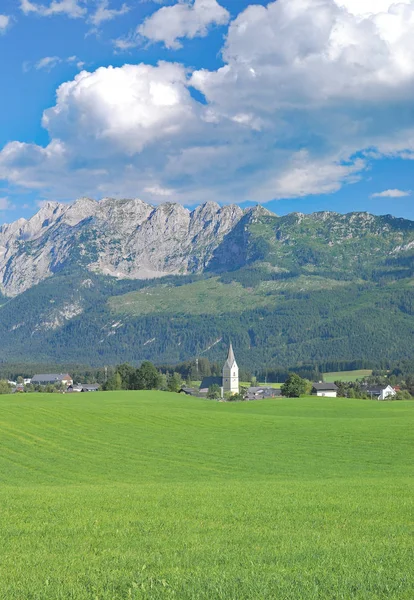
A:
[{"left": 0, "top": 198, "right": 244, "bottom": 297}]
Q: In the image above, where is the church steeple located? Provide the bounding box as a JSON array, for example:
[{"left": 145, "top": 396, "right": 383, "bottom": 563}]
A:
[
  {"left": 222, "top": 342, "right": 239, "bottom": 395},
  {"left": 225, "top": 342, "right": 236, "bottom": 368}
]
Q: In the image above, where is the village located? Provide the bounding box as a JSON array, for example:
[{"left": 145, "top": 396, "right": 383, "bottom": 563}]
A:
[{"left": 3, "top": 344, "right": 401, "bottom": 401}]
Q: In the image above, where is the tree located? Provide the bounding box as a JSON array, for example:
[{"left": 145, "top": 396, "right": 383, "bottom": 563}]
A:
[
  {"left": 105, "top": 372, "right": 122, "bottom": 391},
  {"left": 116, "top": 363, "right": 136, "bottom": 390},
  {"left": 281, "top": 374, "right": 307, "bottom": 398},
  {"left": 207, "top": 384, "right": 221, "bottom": 399},
  {"left": 133, "top": 361, "right": 161, "bottom": 390},
  {"left": 335, "top": 381, "right": 347, "bottom": 398},
  {"left": 0, "top": 380, "right": 11, "bottom": 394},
  {"left": 167, "top": 372, "right": 183, "bottom": 393},
  {"left": 158, "top": 373, "right": 168, "bottom": 391},
  {"left": 227, "top": 392, "right": 245, "bottom": 402}
]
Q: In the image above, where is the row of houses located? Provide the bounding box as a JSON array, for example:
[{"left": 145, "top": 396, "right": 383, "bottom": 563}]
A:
[
  {"left": 190, "top": 378, "right": 397, "bottom": 401},
  {"left": 9, "top": 373, "right": 100, "bottom": 393}
]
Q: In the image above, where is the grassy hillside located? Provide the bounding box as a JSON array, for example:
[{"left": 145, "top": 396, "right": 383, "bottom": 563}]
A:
[
  {"left": 0, "top": 392, "right": 413, "bottom": 599},
  {"left": 108, "top": 275, "right": 348, "bottom": 316},
  {"left": 323, "top": 369, "right": 373, "bottom": 382}
]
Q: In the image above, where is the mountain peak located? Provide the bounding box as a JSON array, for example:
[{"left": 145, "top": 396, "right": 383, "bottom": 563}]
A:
[{"left": 0, "top": 199, "right": 413, "bottom": 298}]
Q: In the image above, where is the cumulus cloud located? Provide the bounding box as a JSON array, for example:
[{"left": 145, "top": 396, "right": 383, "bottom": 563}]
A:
[
  {"left": 137, "top": 0, "right": 230, "bottom": 49},
  {"left": 41, "top": 62, "right": 198, "bottom": 154},
  {"left": 4, "top": 0, "right": 414, "bottom": 205},
  {"left": 371, "top": 189, "right": 411, "bottom": 198},
  {"left": 20, "top": 0, "right": 86, "bottom": 18},
  {"left": 0, "top": 15, "right": 10, "bottom": 33}
]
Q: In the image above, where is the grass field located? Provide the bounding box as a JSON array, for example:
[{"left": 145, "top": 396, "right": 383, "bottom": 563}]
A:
[
  {"left": 0, "top": 392, "right": 413, "bottom": 599},
  {"left": 323, "top": 369, "right": 373, "bottom": 382},
  {"left": 108, "top": 276, "right": 348, "bottom": 316}
]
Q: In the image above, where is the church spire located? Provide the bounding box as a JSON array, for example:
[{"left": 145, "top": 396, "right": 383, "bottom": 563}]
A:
[
  {"left": 222, "top": 342, "right": 239, "bottom": 395},
  {"left": 226, "top": 342, "right": 235, "bottom": 366}
]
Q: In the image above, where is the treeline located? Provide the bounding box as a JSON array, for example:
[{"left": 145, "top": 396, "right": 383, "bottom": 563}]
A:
[
  {"left": 2, "top": 357, "right": 414, "bottom": 388},
  {"left": 335, "top": 381, "right": 413, "bottom": 400},
  {"left": 104, "top": 362, "right": 184, "bottom": 393},
  {"left": 158, "top": 357, "right": 252, "bottom": 383}
]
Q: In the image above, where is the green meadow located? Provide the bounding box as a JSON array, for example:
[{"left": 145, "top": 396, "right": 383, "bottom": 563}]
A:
[
  {"left": 0, "top": 392, "right": 413, "bottom": 599},
  {"left": 323, "top": 370, "right": 374, "bottom": 382}
]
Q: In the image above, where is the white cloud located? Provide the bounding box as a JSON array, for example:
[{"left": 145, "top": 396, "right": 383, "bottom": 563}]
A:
[
  {"left": 24, "top": 55, "right": 85, "bottom": 72},
  {"left": 143, "top": 185, "right": 174, "bottom": 196},
  {"left": 89, "top": 0, "right": 129, "bottom": 27},
  {"left": 138, "top": 0, "right": 230, "bottom": 49},
  {"left": 41, "top": 62, "right": 198, "bottom": 154},
  {"left": 0, "top": 15, "right": 10, "bottom": 33},
  {"left": 0, "top": 197, "right": 12, "bottom": 211},
  {"left": 20, "top": 0, "right": 86, "bottom": 18},
  {"left": 36, "top": 56, "right": 61, "bottom": 70},
  {"left": 4, "top": 0, "right": 414, "bottom": 205},
  {"left": 371, "top": 189, "right": 411, "bottom": 198}
]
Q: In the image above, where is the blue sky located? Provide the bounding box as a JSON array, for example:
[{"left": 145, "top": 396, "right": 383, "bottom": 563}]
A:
[{"left": 1, "top": 0, "right": 414, "bottom": 224}]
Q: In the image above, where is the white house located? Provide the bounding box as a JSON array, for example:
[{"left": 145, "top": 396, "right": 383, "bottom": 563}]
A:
[
  {"left": 312, "top": 383, "right": 338, "bottom": 397},
  {"left": 365, "top": 385, "right": 396, "bottom": 400}
]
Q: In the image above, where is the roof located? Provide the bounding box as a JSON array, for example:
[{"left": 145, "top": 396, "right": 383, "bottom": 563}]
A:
[
  {"left": 224, "top": 343, "right": 237, "bottom": 368},
  {"left": 246, "top": 387, "right": 282, "bottom": 398},
  {"left": 364, "top": 385, "right": 394, "bottom": 394},
  {"left": 312, "top": 383, "right": 338, "bottom": 391},
  {"left": 32, "top": 373, "right": 72, "bottom": 383},
  {"left": 82, "top": 384, "right": 100, "bottom": 391},
  {"left": 199, "top": 376, "right": 222, "bottom": 390},
  {"left": 179, "top": 387, "right": 197, "bottom": 395}
]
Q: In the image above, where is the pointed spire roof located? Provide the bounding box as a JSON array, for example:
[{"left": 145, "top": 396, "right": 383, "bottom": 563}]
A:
[{"left": 224, "top": 342, "right": 237, "bottom": 368}]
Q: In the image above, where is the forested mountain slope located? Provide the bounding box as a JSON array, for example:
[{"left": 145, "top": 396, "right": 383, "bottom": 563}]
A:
[{"left": 0, "top": 200, "right": 413, "bottom": 368}]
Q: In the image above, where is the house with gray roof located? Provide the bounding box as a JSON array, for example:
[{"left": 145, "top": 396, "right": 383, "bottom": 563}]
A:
[
  {"left": 32, "top": 373, "right": 73, "bottom": 387},
  {"left": 312, "top": 383, "right": 338, "bottom": 397},
  {"left": 245, "top": 386, "right": 282, "bottom": 400}
]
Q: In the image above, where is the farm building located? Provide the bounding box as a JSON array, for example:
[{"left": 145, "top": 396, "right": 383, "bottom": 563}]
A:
[
  {"left": 245, "top": 387, "right": 282, "bottom": 400},
  {"left": 32, "top": 373, "right": 73, "bottom": 387},
  {"left": 312, "top": 383, "right": 338, "bottom": 398},
  {"left": 67, "top": 384, "right": 100, "bottom": 393}
]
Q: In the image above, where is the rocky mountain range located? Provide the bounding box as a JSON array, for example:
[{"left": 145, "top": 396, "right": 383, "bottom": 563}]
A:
[
  {"left": 0, "top": 198, "right": 245, "bottom": 297},
  {"left": 0, "top": 198, "right": 413, "bottom": 368},
  {"left": 1, "top": 197, "right": 413, "bottom": 298}
]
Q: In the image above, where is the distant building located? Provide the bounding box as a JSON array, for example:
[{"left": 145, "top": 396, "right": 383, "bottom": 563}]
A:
[
  {"left": 246, "top": 387, "right": 282, "bottom": 400},
  {"left": 67, "top": 385, "right": 83, "bottom": 393},
  {"left": 364, "top": 385, "right": 396, "bottom": 400},
  {"left": 222, "top": 343, "right": 239, "bottom": 395},
  {"left": 67, "top": 384, "right": 99, "bottom": 393},
  {"left": 312, "top": 383, "right": 338, "bottom": 398},
  {"left": 32, "top": 373, "right": 73, "bottom": 387},
  {"left": 179, "top": 387, "right": 198, "bottom": 396},
  {"left": 199, "top": 343, "right": 240, "bottom": 396},
  {"left": 199, "top": 376, "right": 222, "bottom": 395}
]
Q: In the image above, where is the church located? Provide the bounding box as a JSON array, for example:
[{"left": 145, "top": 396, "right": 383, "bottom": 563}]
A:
[{"left": 199, "top": 343, "right": 239, "bottom": 396}]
